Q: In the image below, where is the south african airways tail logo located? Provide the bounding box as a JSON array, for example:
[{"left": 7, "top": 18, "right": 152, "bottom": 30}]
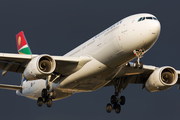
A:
[
  {"left": 16, "top": 31, "right": 32, "bottom": 84},
  {"left": 16, "top": 31, "right": 32, "bottom": 55}
]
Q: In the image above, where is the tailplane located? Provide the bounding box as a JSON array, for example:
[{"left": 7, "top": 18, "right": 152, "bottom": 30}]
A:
[{"left": 16, "top": 31, "right": 32, "bottom": 55}]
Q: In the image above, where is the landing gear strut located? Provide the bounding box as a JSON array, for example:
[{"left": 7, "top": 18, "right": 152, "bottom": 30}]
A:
[
  {"left": 133, "top": 49, "right": 144, "bottom": 69},
  {"left": 37, "top": 74, "right": 60, "bottom": 108}
]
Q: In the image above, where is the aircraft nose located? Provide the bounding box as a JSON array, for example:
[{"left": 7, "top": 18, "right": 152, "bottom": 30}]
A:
[
  {"left": 151, "top": 20, "right": 161, "bottom": 35},
  {"left": 137, "top": 19, "right": 161, "bottom": 51}
]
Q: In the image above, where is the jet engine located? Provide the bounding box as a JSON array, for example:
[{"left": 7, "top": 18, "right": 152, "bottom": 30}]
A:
[
  {"left": 23, "top": 54, "right": 56, "bottom": 80},
  {"left": 145, "top": 66, "right": 178, "bottom": 92}
]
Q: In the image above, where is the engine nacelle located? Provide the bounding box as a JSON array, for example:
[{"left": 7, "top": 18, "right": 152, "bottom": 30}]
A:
[
  {"left": 145, "top": 66, "right": 178, "bottom": 92},
  {"left": 23, "top": 54, "right": 56, "bottom": 80}
]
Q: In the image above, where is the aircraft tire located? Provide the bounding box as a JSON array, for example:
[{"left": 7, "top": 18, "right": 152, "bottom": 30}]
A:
[
  {"left": 106, "top": 103, "right": 113, "bottom": 113},
  {"left": 111, "top": 95, "right": 117, "bottom": 104},
  {"left": 37, "top": 97, "right": 43, "bottom": 107},
  {"left": 120, "top": 96, "right": 125, "bottom": 105},
  {"left": 46, "top": 98, "right": 52, "bottom": 107},
  {"left": 42, "top": 89, "right": 48, "bottom": 98},
  {"left": 114, "top": 104, "right": 121, "bottom": 114}
]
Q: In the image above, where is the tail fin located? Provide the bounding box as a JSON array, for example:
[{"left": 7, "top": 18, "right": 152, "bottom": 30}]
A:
[
  {"left": 16, "top": 31, "right": 32, "bottom": 55},
  {"left": 16, "top": 31, "right": 32, "bottom": 84}
]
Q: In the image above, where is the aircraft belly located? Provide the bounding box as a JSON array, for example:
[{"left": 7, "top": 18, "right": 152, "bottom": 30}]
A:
[
  {"left": 58, "top": 58, "right": 114, "bottom": 92},
  {"left": 22, "top": 80, "right": 46, "bottom": 100},
  {"left": 22, "top": 80, "right": 72, "bottom": 100}
]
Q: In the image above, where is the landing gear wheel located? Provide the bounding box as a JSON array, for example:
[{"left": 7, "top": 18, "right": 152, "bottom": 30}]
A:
[
  {"left": 106, "top": 103, "right": 113, "bottom": 113},
  {"left": 42, "top": 89, "right": 48, "bottom": 98},
  {"left": 114, "top": 104, "right": 121, "bottom": 114},
  {"left": 111, "top": 95, "right": 117, "bottom": 104},
  {"left": 120, "top": 96, "right": 125, "bottom": 105},
  {"left": 46, "top": 98, "right": 52, "bottom": 107},
  {"left": 37, "top": 97, "right": 43, "bottom": 107}
]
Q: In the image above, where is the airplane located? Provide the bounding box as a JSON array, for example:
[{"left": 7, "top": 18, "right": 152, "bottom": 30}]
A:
[{"left": 0, "top": 13, "right": 176, "bottom": 114}]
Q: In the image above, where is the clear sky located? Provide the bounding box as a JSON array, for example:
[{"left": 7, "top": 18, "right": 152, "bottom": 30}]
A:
[{"left": 0, "top": 0, "right": 180, "bottom": 120}]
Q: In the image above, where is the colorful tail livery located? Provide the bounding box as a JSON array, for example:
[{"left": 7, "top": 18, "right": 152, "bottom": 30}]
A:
[
  {"left": 16, "top": 31, "right": 32, "bottom": 84},
  {"left": 16, "top": 31, "right": 32, "bottom": 55}
]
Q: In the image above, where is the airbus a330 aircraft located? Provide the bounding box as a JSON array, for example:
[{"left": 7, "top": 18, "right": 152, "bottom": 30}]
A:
[{"left": 0, "top": 13, "right": 177, "bottom": 114}]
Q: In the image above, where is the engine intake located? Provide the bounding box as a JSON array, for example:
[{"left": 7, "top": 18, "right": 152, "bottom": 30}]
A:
[
  {"left": 39, "top": 57, "right": 53, "bottom": 72},
  {"left": 145, "top": 66, "right": 178, "bottom": 92},
  {"left": 161, "top": 69, "right": 174, "bottom": 84},
  {"left": 23, "top": 54, "right": 56, "bottom": 80}
]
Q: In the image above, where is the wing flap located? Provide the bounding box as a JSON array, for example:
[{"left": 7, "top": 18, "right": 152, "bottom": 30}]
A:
[{"left": 0, "top": 62, "right": 25, "bottom": 73}]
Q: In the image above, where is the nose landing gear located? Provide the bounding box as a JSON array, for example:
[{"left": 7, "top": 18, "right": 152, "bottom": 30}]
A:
[{"left": 133, "top": 49, "right": 144, "bottom": 69}]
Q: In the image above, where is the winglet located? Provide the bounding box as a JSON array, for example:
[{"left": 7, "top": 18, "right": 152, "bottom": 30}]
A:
[{"left": 16, "top": 31, "right": 32, "bottom": 55}]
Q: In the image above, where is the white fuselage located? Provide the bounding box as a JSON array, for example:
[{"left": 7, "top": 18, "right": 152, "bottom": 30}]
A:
[{"left": 19, "top": 13, "right": 161, "bottom": 100}]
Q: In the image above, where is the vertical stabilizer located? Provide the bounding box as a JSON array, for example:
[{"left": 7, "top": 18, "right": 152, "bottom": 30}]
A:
[
  {"left": 16, "top": 31, "right": 32, "bottom": 55},
  {"left": 16, "top": 31, "right": 32, "bottom": 84}
]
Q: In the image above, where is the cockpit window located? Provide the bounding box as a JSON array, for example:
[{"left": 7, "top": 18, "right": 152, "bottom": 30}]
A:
[
  {"left": 138, "top": 16, "right": 158, "bottom": 22},
  {"left": 146, "top": 17, "right": 152, "bottom": 19},
  {"left": 138, "top": 18, "right": 142, "bottom": 22},
  {"left": 153, "top": 17, "right": 157, "bottom": 20}
]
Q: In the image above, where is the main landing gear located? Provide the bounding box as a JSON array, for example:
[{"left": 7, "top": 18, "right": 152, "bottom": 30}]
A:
[
  {"left": 106, "top": 49, "right": 145, "bottom": 113},
  {"left": 133, "top": 49, "right": 144, "bottom": 69},
  {"left": 106, "top": 93, "right": 125, "bottom": 114},
  {"left": 37, "top": 89, "right": 56, "bottom": 107},
  {"left": 37, "top": 74, "right": 60, "bottom": 108},
  {"left": 106, "top": 78, "right": 126, "bottom": 114}
]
